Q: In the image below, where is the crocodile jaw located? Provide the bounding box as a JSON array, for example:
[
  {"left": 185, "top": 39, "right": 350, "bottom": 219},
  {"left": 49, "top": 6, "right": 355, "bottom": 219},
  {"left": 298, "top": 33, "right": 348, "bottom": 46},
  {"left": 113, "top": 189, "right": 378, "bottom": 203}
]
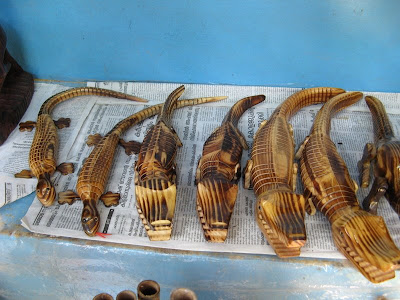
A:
[{"left": 332, "top": 208, "right": 400, "bottom": 283}]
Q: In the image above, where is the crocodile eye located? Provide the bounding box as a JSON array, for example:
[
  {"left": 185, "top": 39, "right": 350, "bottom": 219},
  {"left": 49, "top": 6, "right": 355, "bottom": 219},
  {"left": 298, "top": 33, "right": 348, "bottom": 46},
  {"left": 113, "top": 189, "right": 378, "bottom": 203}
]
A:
[
  {"left": 94, "top": 217, "right": 98, "bottom": 222},
  {"left": 82, "top": 218, "right": 87, "bottom": 223}
]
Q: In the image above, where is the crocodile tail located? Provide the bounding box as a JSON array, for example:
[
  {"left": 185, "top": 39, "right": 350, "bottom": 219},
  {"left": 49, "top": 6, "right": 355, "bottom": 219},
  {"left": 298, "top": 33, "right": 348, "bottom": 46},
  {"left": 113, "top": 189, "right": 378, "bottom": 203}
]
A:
[
  {"left": 158, "top": 85, "right": 185, "bottom": 125},
  {"left": 256, "top": 190, "right": 306, "bottom": 258},
  {"left": 365, "top": 96, "right": 395, "bottom": 141},
  {"left": 113, "top": 92, "right": 228, "bottom": 134},
  {"left": 332, "top": 208, "right": 400, "bottom": 283},
  {"left": 277, "top": 87, "right": 346, "bottom": 120},
  {"left": 39, "top": 87, "right": 148, "bottom": 115},
  {"left": 313, "top": 91, "right": 363, "bottom": 135},
  {"left": 196, "top": 176, "right": 238, "bottom": 242},
  {"left": 223, "top": 95, "right": 266, "bottom": 127}
]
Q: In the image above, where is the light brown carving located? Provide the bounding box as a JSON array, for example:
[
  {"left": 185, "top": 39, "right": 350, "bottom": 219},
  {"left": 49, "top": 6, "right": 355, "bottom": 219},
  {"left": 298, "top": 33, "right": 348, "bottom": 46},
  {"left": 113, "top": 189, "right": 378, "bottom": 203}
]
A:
[
  {"left": 15, "top": 87, "right": 147, "bottom": 206},
  {"left": 15, "top": 87, "right": 147, "bottom": 207},
  {"left": 243, "top": 87, "right": 346, "bottom": 257},
  {"left": 195, "top": 95, "right": 266, "bottom": 242},
  {"left": 358, "top": 96, "right": 400, "bottom": 216},
  {"left": 59, "top": 88, "right": 226, "bottom": 236},
  {"left": 298, "top": 92, "right": 400, "bottom": 283}
]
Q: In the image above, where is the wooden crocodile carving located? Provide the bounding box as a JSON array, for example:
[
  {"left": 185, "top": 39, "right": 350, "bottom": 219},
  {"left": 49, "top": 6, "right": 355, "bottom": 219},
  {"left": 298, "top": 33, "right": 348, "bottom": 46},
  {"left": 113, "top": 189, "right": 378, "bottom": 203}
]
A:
[
  {"left": 59, "top": 88, "right": 226, "bottom": 236},
  {"left": 358, "top": 96, "right": 400, "bottom": 216},
  {"left": 15, "top": 87, "right": 148, "bottom": 207},
  {"left": 195, "top": 95, "right": 266, "bottom": 242},
  {"left": 135, "top": 85, "right": 202, "bottom": 241},
  {"left": 297, "top": 91, "right": 400, "bottom": 283},
  {"left": 243, "top": 87, "right": 346, "bottom": 258}
]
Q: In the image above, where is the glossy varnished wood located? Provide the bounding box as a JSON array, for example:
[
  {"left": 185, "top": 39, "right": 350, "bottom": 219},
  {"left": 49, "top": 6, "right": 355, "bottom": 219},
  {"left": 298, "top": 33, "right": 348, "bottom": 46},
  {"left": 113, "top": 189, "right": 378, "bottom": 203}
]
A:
[
  {"left": 15, "top": 87, "right": 147, "bottom": 207},
  {"left": 298, "top": 92, "right": 400, "bottom": 283},
  {"left": 358, "top": 96, "right": 400, "bottom": 216},
  {"left": 243, "top": 87, "right": 345, "bottom": 258},
  {"left": 134, "top": 86, "right": 227, "bottom": 241},
  {"left": 195, "top": 95, "right": 265, "bottom": 242},
  {"left": 59, "top": 90, "right": 226, "bottom": 236},
  {"left": 134, "top": 86, "right": 185, "bottom": 241},
  {"left": 135, "top": 87, "right": 229, "bottom": 241}
]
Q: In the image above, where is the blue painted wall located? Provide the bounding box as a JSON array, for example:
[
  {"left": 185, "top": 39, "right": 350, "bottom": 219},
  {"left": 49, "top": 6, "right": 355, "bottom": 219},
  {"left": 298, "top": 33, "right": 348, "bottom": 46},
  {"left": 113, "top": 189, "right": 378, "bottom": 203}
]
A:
[{"left": 1, "top": 0, "right": 400, "bottom": 92}]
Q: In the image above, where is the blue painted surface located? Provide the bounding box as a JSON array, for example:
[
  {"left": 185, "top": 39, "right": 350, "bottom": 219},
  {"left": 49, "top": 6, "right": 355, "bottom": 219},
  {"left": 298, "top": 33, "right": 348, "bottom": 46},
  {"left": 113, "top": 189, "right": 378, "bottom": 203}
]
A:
[
  {"left": 1, "top": 193, "right": 400, "bottom": 299},
  {"left": 1, "top": 0, "right": 400, "bottom": 92}
]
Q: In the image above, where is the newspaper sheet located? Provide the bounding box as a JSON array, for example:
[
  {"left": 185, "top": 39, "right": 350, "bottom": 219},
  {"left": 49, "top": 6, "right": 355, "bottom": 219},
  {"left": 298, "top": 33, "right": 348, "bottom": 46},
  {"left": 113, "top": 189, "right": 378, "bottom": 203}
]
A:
[
  {"left": 0, "top": 82, "right": 130, "bottom": 207},
  {"left": 0, "top": 83, "right": 75, "bottom": 206},
  {"left": 1, "top": 81, "right": 400, "bottom": 259}
]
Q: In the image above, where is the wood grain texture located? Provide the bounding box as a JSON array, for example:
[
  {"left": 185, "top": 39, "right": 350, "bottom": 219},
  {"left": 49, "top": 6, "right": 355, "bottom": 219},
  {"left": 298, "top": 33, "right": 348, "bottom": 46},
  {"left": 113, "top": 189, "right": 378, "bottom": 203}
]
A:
[
  {"left": 244, "top": 87, "right": 346, "bottom": 257},
  {"left": 299, "top": 92, "right": 400, "bottom": 283},
  {"left": 195, "top": 95, "right": 265, "bottom": 242},
  {"left": 358, "top": 96, "right": 400, "bottom": 216},
  {"left": 59, "top": 89, "right": 226, "bottom": 236},
  {"left": 134, "top": 85, "right": 184, "bottom": 241},
  {"left": 16, "top": 87, "right": 148, "bottom": 207}
]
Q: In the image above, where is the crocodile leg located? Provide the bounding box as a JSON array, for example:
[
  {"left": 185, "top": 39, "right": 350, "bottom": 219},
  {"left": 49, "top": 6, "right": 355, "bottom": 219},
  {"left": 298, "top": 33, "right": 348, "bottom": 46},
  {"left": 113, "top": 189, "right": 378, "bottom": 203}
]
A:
[
  {"left": 58, "top": 190, "right": 80, "bottom": 205},
  {"left": 119, "top": 139, "right": 142, "bottom": 155},
  {"left": 303, "top": 188, "right": 317, "bottom": 216},
  {"left": 358, "top": 143, "right": 376, "bottom": 188},
  {"left": 19, "top": 120, "right": 36, "bottom": 132},
  {"left": 56, "top": 162, "right": 74, "bottom": 175},
  {"left": 100, "top": 192, "right": 120, "bottom": 207},
  {"left": 294, "top": 136, "right": 310, "bottom": 160},
  {"left": 233, "top": 163, "right": 241, "bottom": 182},
  {"left": 15, "top": 169, "right": 33, "bottom": 178},
  {"left": 363, "top": 176, "right": 388, "bottom": 215},
  {"left": 54, "top": 117, "right": 71, "bottom": 129},
  {"left": 86, "top": 133, "right": 103, "bottom": 146}
]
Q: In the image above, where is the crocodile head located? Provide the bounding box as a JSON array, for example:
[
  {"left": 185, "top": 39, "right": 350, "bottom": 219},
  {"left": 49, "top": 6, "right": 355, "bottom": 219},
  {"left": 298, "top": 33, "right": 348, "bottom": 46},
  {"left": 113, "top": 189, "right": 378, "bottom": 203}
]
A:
[
  {"left": 81, "top": 201, "right": 100, "bottom": 237},
  {"left": 135, "top": 178, "right": 176, "bottom": 241},
  {"left": 36, "top": 173, "right": 56, "bottom": 206},
  {"left": 196, "top": 176, "right": 238, "bottom": 242},
  {"left": 332, "top": 208, "right": 400, "bottom": 283},
  {"left": 256, "top": 190, "right": 306, "bottom": 257}
]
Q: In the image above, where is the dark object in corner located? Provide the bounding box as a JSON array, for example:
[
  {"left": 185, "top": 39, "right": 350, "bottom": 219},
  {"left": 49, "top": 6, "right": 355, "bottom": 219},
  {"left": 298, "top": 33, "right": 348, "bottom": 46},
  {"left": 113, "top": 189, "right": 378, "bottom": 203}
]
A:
[{"left": 0, "top": 25, "right": 34, "bottom": 145}]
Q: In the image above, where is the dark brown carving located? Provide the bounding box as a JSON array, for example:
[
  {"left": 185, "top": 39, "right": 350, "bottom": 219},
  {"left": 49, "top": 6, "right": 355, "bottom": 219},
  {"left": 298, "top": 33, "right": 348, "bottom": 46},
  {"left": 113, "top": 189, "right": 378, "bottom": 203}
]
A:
[
  {"left": 195, "top": 95, "right": 266, "bottom": 242},
  {"left": 358, "top": 96, "right": 400, "bottom": 216},
  {"left": 298, "top": 92, "right": 400, "bottom": 283},
  {"left": 243, "top": 87, "right": 346, "bottom": 258},
  {"left": 0, "top": 25, "right": 34, "bottom": 145}
]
